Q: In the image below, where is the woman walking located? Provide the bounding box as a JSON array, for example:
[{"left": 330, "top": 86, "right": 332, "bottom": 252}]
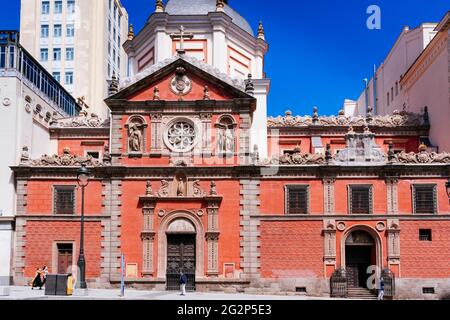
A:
[
  {"left": 41, "top": 266, "right": 49, "bottom": 287},
  {"left": 31, "top": 268, "right": 43, "bottom": 290}
]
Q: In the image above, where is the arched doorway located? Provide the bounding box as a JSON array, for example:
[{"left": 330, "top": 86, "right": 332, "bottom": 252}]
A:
[
  {"left": 344, "top": 229, "right": 377, "bottom": 288},
  {"left": 166, "top": 218, "right": 196, "bottom": 291}
]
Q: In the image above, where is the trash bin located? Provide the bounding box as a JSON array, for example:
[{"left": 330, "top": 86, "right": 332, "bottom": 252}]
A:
[{"left": 45, "top": 274, "right": 69, "bottom": 296}]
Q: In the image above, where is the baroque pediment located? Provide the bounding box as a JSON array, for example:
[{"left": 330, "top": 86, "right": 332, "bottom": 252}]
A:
[{"left": 107, "top": 55, "right": 254, "bottom": 103}]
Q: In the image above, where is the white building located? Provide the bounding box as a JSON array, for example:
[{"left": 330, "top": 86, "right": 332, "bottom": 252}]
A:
[
  {"left": 0, "top": 31, "right": 81, "bottom": 287},
  {"left": 345, "top": 23, "right": 437, "bottom": 116},
  {"left": 123, "top": 0, "right": 270, "bottom": 157},
  {"left": 20, "top": 0, "right": 129, "bottom": 116}
]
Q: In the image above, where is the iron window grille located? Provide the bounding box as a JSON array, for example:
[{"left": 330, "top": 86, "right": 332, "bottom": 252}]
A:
[
  {"left": 419, "top": 229, "right": 432, "bottom": 241},
  {"left": 412, "top": 184, "right": 437, "bottom": 214},
  {"left": 348, "top": 185, "right": 373, "bottom": 214},
  {"left": 285, "top": 185, "right": 310, "bottom": 215},
  {"left": 54, "top": 186, "right": 76, "bottom": 215}
]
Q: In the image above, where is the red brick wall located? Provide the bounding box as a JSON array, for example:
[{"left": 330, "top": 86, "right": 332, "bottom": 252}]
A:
[
  {"left": 334, "top": 179, "right": 387, "bottom": 214},
  {"left": 120, "top": 180, "right": 241, "bottom": 277},
  {"left": 260, "top": 221, "right": 324, "bottom": 277},
  {"left": 24, "top": 221, "right": 102, "bottom": 278},
  {"left": 57, "top": 139, "right": 107, "bottom": 157},
  {"left": 400, "top": 221, "right": 450, "bottom": 278},
  {"left": 259, "top": 180, "right": 324, "bottom": 215},
  {"left": 397, "top": 179, "right": 450, "bottom": 214},
  {"left": 27, "top": 180, "right": 104, "bottom": 215}
]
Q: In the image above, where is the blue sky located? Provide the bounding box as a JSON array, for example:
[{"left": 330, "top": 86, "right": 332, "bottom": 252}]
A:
[{"left": 1, "top": 0, "right": 448, "bottom": 116}]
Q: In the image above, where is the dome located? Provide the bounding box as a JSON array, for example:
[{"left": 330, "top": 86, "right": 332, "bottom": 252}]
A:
[{"left": 165, "top": 0, "right": 254, "bottom": 36}]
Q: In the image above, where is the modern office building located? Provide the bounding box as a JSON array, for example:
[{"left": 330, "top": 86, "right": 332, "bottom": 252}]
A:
[{"left": 19, "top": 0, "right": 129, "bottom": 116}]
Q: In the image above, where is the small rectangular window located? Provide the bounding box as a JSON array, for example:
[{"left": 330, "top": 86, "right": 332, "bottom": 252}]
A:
[
  {"left": 54, "top": 0, "right": 63, "bottom": 14},
  {"left": 41, "top": 1, "right": 50, "bottom": 14},
  {"left": 40, "top": 48, "right": 49, "bottom": 61},
  {"left": 54, "top": 186, "right": 75, "bottom": 215},
  {"left": 66, "top": 47, "right": 74, "bottom": 60},
  {"left": 53, "top": 48, "right": 61, "bottom": 61},
  {"left": 413, "top": 185, "right": 437, "bottom": 214},
  {"left": 53, "top": 71, "right": 61, "bottom": 82},
  {"left": 66, "top": 24, "right": 75, "bottom": 37},
  {"left": 422, "top": 287, "right": 435, "bottom": 294},
  {"left": 41, "top": 25, "right": 49, "bottom": 38},
  {"left": 65, "top": 71, "right": 73, "bottom": 85},
  {"left": 349, "top": 185, "right": 373, "bottom": 214},
  {"left": 54, "top": 24, "right": 62, "bottom": 38},
  {"left": 285, "top": 185, "right": 309, "bottom": 215},
  {"left": 67, "top": 0, "right": 75, "bottom": 14},
  {"left": 419, "top": 229, "right": 432, "bottom": 241},
  {"left": 86, "top": 151, "right": 100, "bottom": 159}
]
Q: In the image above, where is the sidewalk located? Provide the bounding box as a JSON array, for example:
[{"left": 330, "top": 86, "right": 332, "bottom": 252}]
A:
[{"left": 0, "top": 286, "right": 337, "bottom": 300}]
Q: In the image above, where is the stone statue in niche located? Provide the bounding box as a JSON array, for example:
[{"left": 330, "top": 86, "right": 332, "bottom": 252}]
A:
[
  {"left": 225, "top": 127, "right": 234, "bottom": 153},
  {"left": 128, "top": 123, "right": 143, "bottom": 153},
  {"left": 177, "top": 176, "right": 185, "bottom": 197},
  {"left": 217, "top": 126, "right": 235, "bottom": 154}
]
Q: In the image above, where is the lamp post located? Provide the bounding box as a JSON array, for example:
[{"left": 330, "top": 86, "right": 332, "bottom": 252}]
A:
[{"left": 77, "top": 164, "right": 90, "bottom": 289}]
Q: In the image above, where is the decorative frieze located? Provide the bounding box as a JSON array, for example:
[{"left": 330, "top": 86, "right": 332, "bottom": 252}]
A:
[
  {"left": 390, "top": 145, "right": 450, "bottom": 164},
  {"left": 50, "top": 110, "right": 110, "bottom": 128},
  {"left": 268, "top": 109, "right": 425, "bottom": 128},
  {"left": 23, "top": 147, "right": 105, "bottom": 167}
]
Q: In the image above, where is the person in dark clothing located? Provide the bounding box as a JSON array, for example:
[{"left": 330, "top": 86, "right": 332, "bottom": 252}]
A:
[
  {"left": 378, "top": 277, "right": 385, "bottom": 300},
  {"left": 31, "top": 268, "right": 43, "bottom": 290},
  {"left": 179, "top": 270, "right": 187, "bottom": 296}
]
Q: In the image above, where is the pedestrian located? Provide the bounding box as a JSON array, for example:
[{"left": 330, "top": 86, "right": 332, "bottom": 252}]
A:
[
  {"left": 179, "top": 270, "right": 187, "bottom": 296},
  {"left": 41, "top": 266, "right": 49, "bottom": 287},
  {"left": 378, "top": 277, "right": 385, "bottom": 300},
  {"left": 31, "top": 268, "right": 43, "bottom": 290}
]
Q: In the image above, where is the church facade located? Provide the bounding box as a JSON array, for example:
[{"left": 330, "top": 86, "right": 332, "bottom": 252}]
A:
[{"left": 10, "top": 1, "right": 450, "bottom": 299}]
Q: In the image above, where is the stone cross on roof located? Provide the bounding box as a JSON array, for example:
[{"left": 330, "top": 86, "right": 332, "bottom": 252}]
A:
[{"left": 170, "top": 25, "right": 194, "bottom": 55}]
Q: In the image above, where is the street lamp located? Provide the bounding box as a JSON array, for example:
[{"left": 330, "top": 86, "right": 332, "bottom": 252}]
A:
[{"left": 77, "top": 164, "right": 90, "bottom": 289}]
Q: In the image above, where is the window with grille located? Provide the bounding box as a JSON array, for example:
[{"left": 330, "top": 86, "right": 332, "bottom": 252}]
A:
[
  {"left": 54, "top": 186, "right": 75, "bottom": 215},
  {"left": 419, "top": 229, "right": 432, "bottom": 241},
  {"left": 348, "top": 185, "right": 373, "bottom": 214},
  {"left": 412, "top": 185, "right": 437, "bottom": 214},
  {"left": 285, "top": 186, "right": 309, "bottom": 215}
]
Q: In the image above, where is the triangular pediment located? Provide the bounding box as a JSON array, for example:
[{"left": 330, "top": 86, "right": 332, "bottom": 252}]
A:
[{"left": 106, "top": 56, "right": 254, "bottom": 102}]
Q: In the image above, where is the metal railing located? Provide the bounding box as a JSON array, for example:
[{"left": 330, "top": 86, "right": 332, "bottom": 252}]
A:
[{"left": 330, "top": 268, "right": 347, "bottom": 298}]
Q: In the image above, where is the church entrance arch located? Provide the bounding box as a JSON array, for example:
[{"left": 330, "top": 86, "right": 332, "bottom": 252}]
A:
[
  {"left": 158, "top": 212, "right": 204, "bottom": 291},
  {"left": 343, "top": 228, "right": 379, "bottom": 288}
]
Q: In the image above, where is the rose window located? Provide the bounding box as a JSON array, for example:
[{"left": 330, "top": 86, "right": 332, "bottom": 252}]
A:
[{"left": 166, "top": 122, "right": 196, "bottom": 152}]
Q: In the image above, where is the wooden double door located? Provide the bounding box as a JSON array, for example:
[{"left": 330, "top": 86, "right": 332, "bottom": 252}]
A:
[{"left": 166, "top": 234, "right": 196, "bottom": 291}]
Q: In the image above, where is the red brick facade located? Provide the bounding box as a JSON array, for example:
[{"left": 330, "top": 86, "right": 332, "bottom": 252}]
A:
[{"left": 11, "top": 57, "right": 450, "bottom": 299}]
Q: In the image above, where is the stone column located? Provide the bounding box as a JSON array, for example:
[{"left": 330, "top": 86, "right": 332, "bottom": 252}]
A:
[
  {"left": 150, "top": 114, "right": 162, "bottom": 156},
  {"left": 141, "top": 200, "right": 156, "bottom": 277},
  {"left": 238, "top": 114, "right": 252, "bottom": 165},
  {"left": 323, "top": 178, "right": 335, "bottom": 215},
  {"left": 386, "top": 177, "right": 399, "bottom": 214},
  {"left": 206, "top": 198, "right": 220, "bottom": 276}
]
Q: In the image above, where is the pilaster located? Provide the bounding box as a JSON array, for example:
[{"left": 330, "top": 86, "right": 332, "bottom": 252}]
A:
[
  {"left": 386, "top": 177, "right": 399, "bottom": 214},
  {"left": 239, "top": 179, "right": 261, "bottom": 280},
  {"left": 323, "top": 178, "right": 335, "bottom": 214}
]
